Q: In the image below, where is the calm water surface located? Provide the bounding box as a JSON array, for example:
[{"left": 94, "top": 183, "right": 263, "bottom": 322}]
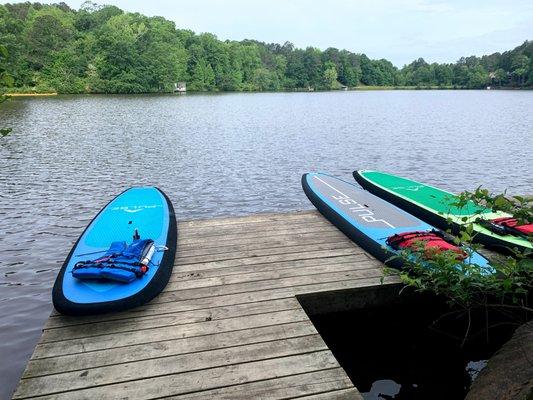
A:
[{"left": 0, "top": 90, "right": 531, "bottom": 398}]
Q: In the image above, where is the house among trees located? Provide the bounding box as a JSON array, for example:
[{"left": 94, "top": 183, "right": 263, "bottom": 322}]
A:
[{"left": 174, "top": 82, "right": 186, "bottom": 93}]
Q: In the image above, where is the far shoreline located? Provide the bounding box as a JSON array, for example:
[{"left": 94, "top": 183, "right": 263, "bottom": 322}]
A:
[
  {"left": 7, "top": 92, "right": 58, "bottom": 97},
  {"left": 5, "top": 86, "right": 531, "bottom": 97}
]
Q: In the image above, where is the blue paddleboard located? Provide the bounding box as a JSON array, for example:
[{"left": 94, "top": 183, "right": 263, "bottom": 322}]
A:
[
  {"left": 52, "top": 187, "right": 177, "bottom": 315},
  {"left": 302, "top": 173, "right": 492, "bottom": 272}
]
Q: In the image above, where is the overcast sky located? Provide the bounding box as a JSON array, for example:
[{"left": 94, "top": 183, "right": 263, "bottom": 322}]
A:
[{"left": 3, "top": 0, "right": 532, "bottom": 66}]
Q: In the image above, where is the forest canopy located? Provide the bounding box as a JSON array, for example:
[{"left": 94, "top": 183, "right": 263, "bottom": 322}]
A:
[{"left": 0, "top": 1, "right": 532, "bottom": 93}]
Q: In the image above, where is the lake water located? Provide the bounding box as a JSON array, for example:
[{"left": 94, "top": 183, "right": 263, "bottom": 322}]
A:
[{"left": 0, "top": 90, "right": 531, "bottom": 399}]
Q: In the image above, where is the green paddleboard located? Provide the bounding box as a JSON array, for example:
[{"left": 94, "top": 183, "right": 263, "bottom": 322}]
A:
[{"left": 353, "top": 170, "right": 532, "bottom": 253}]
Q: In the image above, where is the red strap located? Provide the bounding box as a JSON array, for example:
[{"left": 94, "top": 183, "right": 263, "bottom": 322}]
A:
[
  {"left": 387, "top": 231, "right": 467, "bottom": 260},
  {"left": 492, "top": 217, "right": 533, "bottom": 235}
]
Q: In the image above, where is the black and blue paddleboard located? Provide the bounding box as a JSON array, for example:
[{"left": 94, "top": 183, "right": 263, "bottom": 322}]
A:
[
  {"left": 302, "top": 173, "right": 492, "bottom": 270},
  {"left": 52, "top": 187, "right": 177, "bottom": 315}
]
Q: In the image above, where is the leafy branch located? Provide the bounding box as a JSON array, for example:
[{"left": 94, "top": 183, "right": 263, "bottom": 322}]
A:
[{"left": 454, "top": 187, "right": 533, "bottom": 227}]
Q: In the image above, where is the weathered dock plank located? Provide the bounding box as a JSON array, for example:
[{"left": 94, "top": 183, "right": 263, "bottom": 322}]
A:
[
  {"left": 25, "top": 321, "right": 318, "bottom": 377},
  {"left": 16, "top": 352, "right": 343, "bottom": 400},
  {"left": 171, "top": 368, "right": 359, "bottom": 399},
  {"left": 45, "top": 275, "right": 389, "bottom": 328},
  {"left": 14, "top": 210, "right": 395, "bottom": 399}
]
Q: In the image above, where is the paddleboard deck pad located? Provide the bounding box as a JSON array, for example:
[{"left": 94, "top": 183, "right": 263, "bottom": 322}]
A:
[
  {"left": 353, "top": 170, "right": 532, "bottom": 253},
  {"left": 52, "top": 187, "right": 177, "bottom": 315},
  {"left": 302, "top": 173, "right": 491, "bottom": 271}
]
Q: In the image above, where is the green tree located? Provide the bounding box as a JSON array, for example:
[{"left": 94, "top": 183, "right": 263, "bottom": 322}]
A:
[
  {"left": 74, "top": 2, "right": 123, "bottom": 31},
  {"left": 372, "top": 59, "right": 397, "bottom": 85},
  {"left": 139, "top": 17, "right": 188, "bottom": 92},
  {"left": 91, "top": 13, "right": 148, "bottom": 93},
  {"left": 303, "top": 47, "right": 322, "bottom": 88},
  {"left": 322, "top": 61, "right": 338, "bottom": 89},
  {"left": 434, "top": 64, "right": 453, "bottom": 86},
  {"left": 233, "top": 43, "right": 261, "bottom": 90},
  {"left": 24, "top": 6, "right": 74, "bottom": 70},
  {"left": 251, "top": 67, "right": 280, "bottom": 91},
  {"left": 452, "top": 64, "right": 470, "bottom": 87},
  {"left": 413, "top": 64, "right": 433, "bottom": 85},
  {"left": 189, "top": 59, "right": 215, "bottom": 91},
  {"left": 285, "top": 48, "right": 307, "bottom": 88},
  {"left": 511, "top": 54, "right": 529, "bottom": 85},
  {"left": 339, "top": 51, "right": 361, "bottom": 86},
  {"left": 41, "top": 46, "right": 85, "bottom": 92},
  {"left": 359, "top": 54, "right": 377, "bottom": 85},
  {"left": 1, "top": 44, "right": 13, "bottom": 136},
  {"left": 527, "top": 58, "right": 533, "bottom": 85},
  {"left": 466, "top": 65, "right": 489, "bottom": 88},
  {"left": 272, "top": 54, "right": 287, "bottom": 87},
  {"left": 401, "top": 58, "right": 436, "bottom": 86},
  {"left": 493, "top": 68, "right": 507, "bottom": 86}
]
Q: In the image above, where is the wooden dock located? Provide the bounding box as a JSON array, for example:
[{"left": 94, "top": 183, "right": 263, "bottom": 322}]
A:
[{"left": 13, "top": 210, "right": 397, "bottom": 399}]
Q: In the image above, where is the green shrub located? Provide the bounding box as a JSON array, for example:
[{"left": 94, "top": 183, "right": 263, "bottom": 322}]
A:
[{"left": 386, "top": 189, "right": 532, "bottom": 345}]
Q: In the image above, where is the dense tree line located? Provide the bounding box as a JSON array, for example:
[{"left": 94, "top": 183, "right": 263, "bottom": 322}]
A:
[{"left": 0, "top": 2, "right": 531, "bottom": 93}]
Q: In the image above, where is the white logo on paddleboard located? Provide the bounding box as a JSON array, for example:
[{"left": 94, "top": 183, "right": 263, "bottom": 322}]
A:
[
  {"left": 314, "top": 176, "right": 395, "bottom": 228},
  {"left": 332, "top": 193, "right": 395, "bottom": 228},
  {"left": 111, "top": 205, "right": 161, "bottom": 213},
  {"left": 392, "top": 185, "right": 425, "bottom": 191}
]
